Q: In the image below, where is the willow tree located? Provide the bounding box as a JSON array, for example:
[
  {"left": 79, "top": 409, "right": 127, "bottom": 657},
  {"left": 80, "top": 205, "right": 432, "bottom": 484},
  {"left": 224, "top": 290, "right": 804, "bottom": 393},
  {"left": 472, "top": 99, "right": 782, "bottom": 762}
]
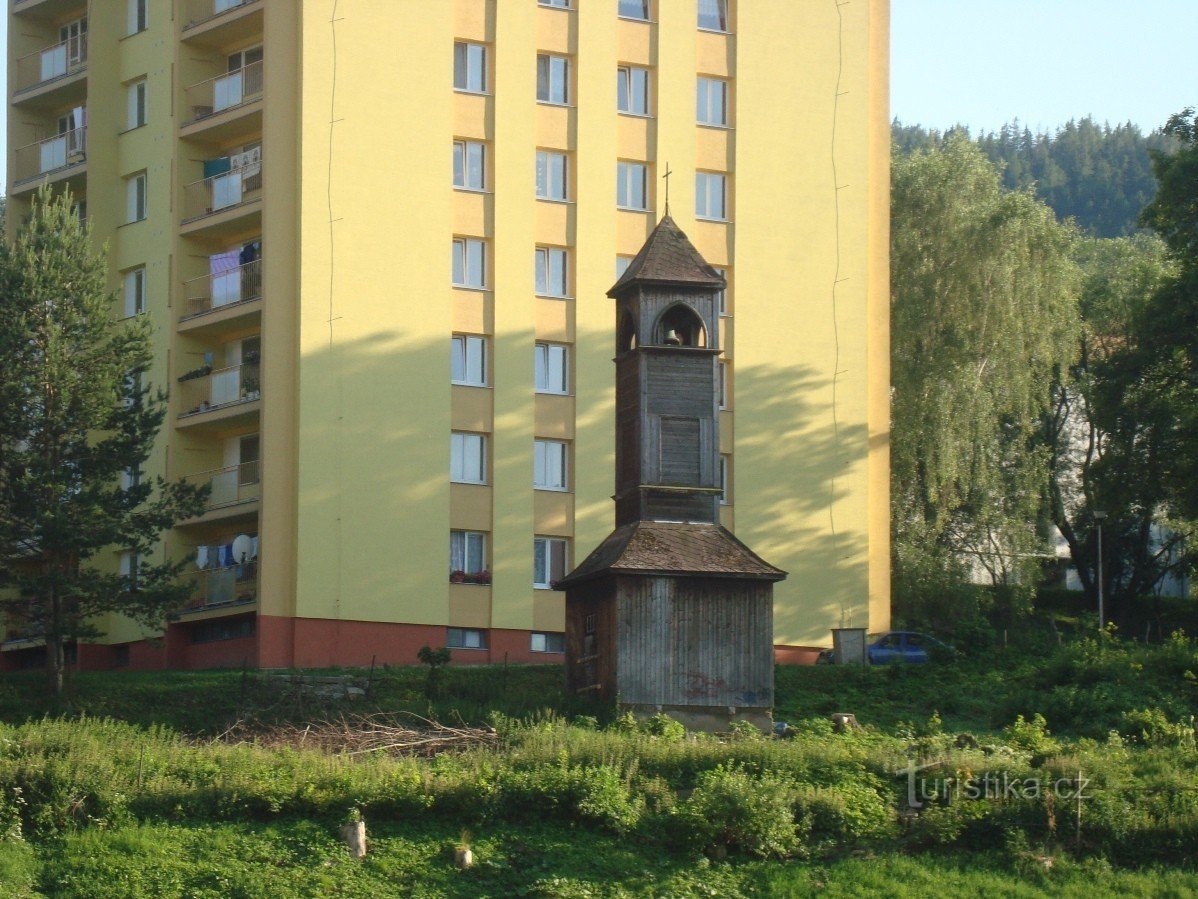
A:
[
  {"left": 891, "top": 136, "right": 1080, "bottom": 611},
  {"left": 0, "top": 188, "right": 206, "bottom": 698}
]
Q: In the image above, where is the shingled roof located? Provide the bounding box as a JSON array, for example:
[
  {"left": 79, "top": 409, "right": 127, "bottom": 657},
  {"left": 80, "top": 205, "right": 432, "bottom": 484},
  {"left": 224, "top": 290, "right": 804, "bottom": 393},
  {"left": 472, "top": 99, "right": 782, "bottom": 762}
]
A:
[
  {"left": 608, "top": 215, "right": 727, "bottom": 297},
  {"left": 556, "top": 520, "right": 787, "bottom": 589}
]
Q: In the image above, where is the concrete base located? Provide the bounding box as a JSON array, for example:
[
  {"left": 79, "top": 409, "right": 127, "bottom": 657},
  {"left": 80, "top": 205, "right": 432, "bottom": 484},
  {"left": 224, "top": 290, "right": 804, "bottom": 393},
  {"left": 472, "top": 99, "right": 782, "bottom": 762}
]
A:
[{"left": 623, "top": 702, "right": 772, "bottom": 734}]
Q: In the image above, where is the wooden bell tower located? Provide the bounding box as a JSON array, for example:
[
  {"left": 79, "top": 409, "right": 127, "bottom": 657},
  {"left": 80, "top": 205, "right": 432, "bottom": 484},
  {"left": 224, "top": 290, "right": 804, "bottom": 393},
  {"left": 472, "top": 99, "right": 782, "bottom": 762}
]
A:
[{"left": 557, "top": 216, "right": 786, "bottom": 732}]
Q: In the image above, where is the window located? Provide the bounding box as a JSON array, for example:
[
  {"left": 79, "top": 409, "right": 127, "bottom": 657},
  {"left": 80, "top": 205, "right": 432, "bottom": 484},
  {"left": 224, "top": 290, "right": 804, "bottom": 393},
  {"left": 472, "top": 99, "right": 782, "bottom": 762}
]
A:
[
  {"left": 539, "top": 0, "right": 570, "bottom": 6},
  {"left": 126, "top": 172, "right": 147, "bottom": 223},
  {"left": 617, "top": 161, "right": 648, "bottom": 210},
  {"left": 617, "top": 66, "right": 650, "bottom": 116},
  {"left": 720, "top": 454, "right": 731, "bottom": 504},
  {"left": 127, "top": 0, "right": 147, "bottom": 35},
  {"left": 697, "top": 77, "right": 728, "bottom": 126},
  {"left": 696, "top": 171, "right": 727, "bottom": 221},
  {"left": 453, "top": 140, "right": 485, "bottom": 191},
  {"left": 616, "top": 256, "right": 634, "bottom": 279},
  {"left": 123, "top": 267, "right": 146, "bottom": 318},
  {"left": 120, "top": 466, "right": 140, "bottom": 492},
  {"left": 191, "top": 616, "right": 255, "bottom": 644},
  {"left": 238, "top": 434, "right": 260, "bottom": 486},
  {"left": 450, "top": 432, "right": 487, "bottom": 484},
  {"left": 534, "top": 439, "right": 568, "bottom": 491},
  {"left": 619, "top": 0, "right": 650, "bottom": 20},
  {"left": 535, "top": 343, "right": 569, "bottom": 394},
  {"left": 535, "top": 150, "right": 568, "bottom": 201},
  {"left": 447, "top": 627, "right": 487, "bottom": 649},
  {"left": 536, "top": 54, "right": 570, "bottom": 105},
  {"left": 718, "top": 361, "right": 729, "bottom": 409},
  {"left": 452, "top": 334, "right": 487, "bottom": 386},
  {"left": 534, "top": 537, "right": 569, "bottom": 589},
  {"left": 127, "top": 79, "right": 147, "bottom": 129},
  {"left": 713, "top": 266, "right": 728, "bottom": 314},
  {"left": 535, "top": 247, "right": 569, "bottom": 297},
  {"left": 119, "top": 551, "right": 139, "bottom": 591},
  {"left": 452, "top": 238, "right": 486, "bottom": 288},
  {"left": 698, "top": 0, "right": 729, "bottom": 31},
  {"left": 453, "top": 41, "right": 487, "bottom": 93},
  {"left": 449, "top": 531, "right": 487, "bottom": 577},
  {"left": 531, "top": 631, "right": 565, "bottom": 653}
]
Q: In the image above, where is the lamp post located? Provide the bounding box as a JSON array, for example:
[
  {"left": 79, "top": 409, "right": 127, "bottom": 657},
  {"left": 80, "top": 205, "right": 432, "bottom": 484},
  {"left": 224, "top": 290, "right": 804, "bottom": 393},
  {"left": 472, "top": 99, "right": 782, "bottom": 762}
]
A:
[{"left": 1094, "top": 510, "right": 1107, "bottom": 631}]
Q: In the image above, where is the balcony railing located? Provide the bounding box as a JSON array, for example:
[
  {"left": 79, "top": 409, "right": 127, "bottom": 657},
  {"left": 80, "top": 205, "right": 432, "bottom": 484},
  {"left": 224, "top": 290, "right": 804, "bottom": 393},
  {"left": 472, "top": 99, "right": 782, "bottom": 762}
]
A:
[
  {"left": 178, "top": 361, "right": 261, "bottom": 418},
  {"left": 185, "top": 461, "right": 260, "bottom": 511},
  {"left": 184, "top": 61, "right": 263, "bottom": 125},
  {"left": 14, "top": 34, "right": 87, "bottom": 94},
  {"left": 182, "top": 0, "right": 260, "bottom": 29},
  {"left": 11, "top": 127, "right": 86, "bottom": 184},
  {"left": 186, "top": 558, "right": 258, "bottom": 609},
  {"left": 182, "top": 256, "right": 262, "bottom": 319},
  {"left": 182, "top": 160, "right": 262, "bottom": 224}
]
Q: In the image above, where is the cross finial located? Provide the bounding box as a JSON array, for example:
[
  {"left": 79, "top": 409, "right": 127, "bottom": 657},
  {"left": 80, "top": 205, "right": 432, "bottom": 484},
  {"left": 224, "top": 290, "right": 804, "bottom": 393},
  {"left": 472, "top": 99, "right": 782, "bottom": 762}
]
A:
[{"left": 662, "top": 163, "right": 672, "bottom": 216}]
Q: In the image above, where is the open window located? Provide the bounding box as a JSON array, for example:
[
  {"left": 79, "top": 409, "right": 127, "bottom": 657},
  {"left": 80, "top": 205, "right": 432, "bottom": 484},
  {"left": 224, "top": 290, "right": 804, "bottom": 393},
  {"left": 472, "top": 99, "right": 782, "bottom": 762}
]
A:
[{"left": 654, "top": 304, "right": 707, "bottom": 347}]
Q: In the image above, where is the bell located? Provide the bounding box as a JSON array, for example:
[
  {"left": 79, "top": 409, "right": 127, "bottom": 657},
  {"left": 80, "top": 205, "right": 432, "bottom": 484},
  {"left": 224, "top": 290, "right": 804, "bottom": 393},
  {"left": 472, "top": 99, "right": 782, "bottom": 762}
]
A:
[{"left": 663, "top": 329, "right": 682, "bottom": 346}]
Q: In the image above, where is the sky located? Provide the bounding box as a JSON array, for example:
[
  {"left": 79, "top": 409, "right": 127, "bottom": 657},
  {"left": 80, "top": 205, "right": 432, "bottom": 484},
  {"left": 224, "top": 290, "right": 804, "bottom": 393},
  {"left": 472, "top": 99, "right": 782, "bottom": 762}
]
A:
[
  {"left": 892, "top": 0, "right": 1196, "bottom": 135},
  {"left": 0, "top": 3, "right": 1193, "bottom": 187}
]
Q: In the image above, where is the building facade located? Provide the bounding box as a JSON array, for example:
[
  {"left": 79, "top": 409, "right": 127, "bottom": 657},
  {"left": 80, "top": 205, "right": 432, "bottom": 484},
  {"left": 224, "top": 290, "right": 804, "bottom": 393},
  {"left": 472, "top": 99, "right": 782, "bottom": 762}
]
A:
[{"left": 4, "top": 0, "right": 890, "bottom": 671}]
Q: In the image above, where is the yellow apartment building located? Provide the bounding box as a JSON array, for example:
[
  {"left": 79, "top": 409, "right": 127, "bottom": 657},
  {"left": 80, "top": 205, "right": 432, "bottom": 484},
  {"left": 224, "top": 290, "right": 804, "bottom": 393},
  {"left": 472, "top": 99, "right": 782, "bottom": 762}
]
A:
[{"left": 4, "top": 0, "right": 889, "bottom": 671}]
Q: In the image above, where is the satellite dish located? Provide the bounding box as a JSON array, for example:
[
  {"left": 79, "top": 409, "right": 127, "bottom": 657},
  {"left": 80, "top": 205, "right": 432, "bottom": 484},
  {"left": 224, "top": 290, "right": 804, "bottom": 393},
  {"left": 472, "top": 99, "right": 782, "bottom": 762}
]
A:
[
  {"left": 232, "top": 534, "right": 253, "bottom": 563},
  {"left": 195, "top": 546, "right": 208, "bottom": 569}
]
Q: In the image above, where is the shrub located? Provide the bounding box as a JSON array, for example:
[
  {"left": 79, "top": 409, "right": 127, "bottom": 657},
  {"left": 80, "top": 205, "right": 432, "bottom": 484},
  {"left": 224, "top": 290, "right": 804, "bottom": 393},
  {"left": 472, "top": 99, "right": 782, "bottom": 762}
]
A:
[
  {"left": 672, "top": 764, "right": 801, "bottom": 857},
  {"left": 641, "top": 714, "right": 686, "bottom": 743},
  {"left": 1002, "top": 714, "right": 1060, "bottom": 756},
  {"left": 1120, "top": 709, "right": 1196, "bottom": 748}
]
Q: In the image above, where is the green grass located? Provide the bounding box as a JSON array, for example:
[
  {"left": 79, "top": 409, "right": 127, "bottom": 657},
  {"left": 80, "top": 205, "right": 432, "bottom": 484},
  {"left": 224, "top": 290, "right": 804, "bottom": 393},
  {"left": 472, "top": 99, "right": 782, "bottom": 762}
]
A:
[{"left": 1, "top": 634, "right": 1197, "bottom": 895}]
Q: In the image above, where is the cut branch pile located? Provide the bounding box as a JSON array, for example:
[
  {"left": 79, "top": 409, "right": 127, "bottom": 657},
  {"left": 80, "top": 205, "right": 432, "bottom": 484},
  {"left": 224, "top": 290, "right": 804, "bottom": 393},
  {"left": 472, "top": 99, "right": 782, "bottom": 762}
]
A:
[{"left": 213, "top": 712, "right": 499, "bottom": 757}]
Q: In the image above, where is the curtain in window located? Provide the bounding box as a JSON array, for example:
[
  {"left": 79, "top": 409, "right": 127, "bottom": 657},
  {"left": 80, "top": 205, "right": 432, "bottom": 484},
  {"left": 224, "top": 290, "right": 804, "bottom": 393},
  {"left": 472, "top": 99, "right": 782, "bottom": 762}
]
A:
[{"left": 450, "top": 532, "right": 466, "bottom": 572}]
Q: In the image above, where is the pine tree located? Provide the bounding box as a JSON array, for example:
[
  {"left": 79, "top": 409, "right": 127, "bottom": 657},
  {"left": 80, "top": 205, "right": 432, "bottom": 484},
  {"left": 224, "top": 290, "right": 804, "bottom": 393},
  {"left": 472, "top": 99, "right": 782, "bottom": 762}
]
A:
[{"left": 0, "top": 188, "right": 207, "bottom": 698}]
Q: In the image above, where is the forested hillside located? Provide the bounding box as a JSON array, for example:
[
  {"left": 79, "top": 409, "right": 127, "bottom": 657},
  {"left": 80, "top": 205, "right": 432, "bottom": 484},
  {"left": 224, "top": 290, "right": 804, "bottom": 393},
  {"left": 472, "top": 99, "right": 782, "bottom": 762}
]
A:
[{"left": 893, "top": 117, "right": 1175, "bottom": 237}]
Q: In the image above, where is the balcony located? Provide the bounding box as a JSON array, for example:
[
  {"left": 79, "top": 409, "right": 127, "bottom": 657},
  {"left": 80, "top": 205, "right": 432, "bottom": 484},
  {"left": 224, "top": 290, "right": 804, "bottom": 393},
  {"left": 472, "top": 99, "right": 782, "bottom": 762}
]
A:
[
  {"left": 181, "top": 461, "right": 260, "bottom": 525},
  {"left": 181, "top": 160, "right": 262, "bottom": 235},
  {"left": 11, "top": 0, "right": 86, "bottom": 19},
  {"left": 176, "top": 555, "right": 258, "bottom": 618},
  {"left": 179, "top": 256, "right": 262, "bottom": 331},
  {"left": 13, "top": 36, "right": 87, "bottom": 106},
  {"left": 177, "top": 361, "right": 261, "bottom": 427},
  {"left": 181, "top": 0, "right": 263, "bottom": 48},
  {"left": 10, "top": 128, "right": 86, "bottom": 194},
  {"left": 181, "top": 61, "right": 263, "bottom": 142}
]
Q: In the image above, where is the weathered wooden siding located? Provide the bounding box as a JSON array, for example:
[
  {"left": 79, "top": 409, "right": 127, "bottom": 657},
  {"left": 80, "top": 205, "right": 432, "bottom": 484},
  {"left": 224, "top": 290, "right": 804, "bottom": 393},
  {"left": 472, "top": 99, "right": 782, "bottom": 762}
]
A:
[
  {"left": 633, "top": 287, "right": 721, "bottom": 351},
  {"left": 564, "top": 580, "right": 618, "bottom": 700},
  {"left": 615, "top": 575, "right": 774, "bottom": 709}
]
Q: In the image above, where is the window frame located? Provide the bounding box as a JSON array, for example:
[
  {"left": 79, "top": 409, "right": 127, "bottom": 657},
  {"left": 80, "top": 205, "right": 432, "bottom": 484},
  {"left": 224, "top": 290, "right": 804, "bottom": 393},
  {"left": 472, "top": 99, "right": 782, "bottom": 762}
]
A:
[
  {"left": 720, "top": 454, "right": 731, "bottom": 505},
  {"left": 450, "top": 431, "right": 487, "bottom": 485},
  {"left": 449, "top": 530, "right": 488, "bottom": 577},
  {"left": 618, "top": 0, "right": 651, "bottom": 21},
  {"left": 534, "top": 439, "right": 569, "bottom": 491},
  {"left": 697, "top": 76, "right": 729, "bottom": 127},
  {"left": 697, "top": 0, "right": 730, "bottom": 32},
  {"left": 534, "top": 246, "right": 569, "bottom": 298},
  {"left": 447, "top": 627, "right": 487, "bottom": 650},
  {"left": 126, "top": 171, "right": 147, "bottom": 223},
  {"left": 453, "top": 139, "right": 486, "bottom": 191},
  {"left": 535, "top": 149, "right": 569, "bottom": 201},
  {"left": 718, "top": 360, "right": 729, "bottom": 410},
  {"left": 534, "top": 342, "right": 570, "bottom": 395},
  {"left": 536, "top": 53, "right": 570, "bottom": 105},
  {"left": 123, "top": 266, "right": 146, "bottom": 318},
  {"left": 713, "top": 266, "right": 729, "bottom": 315},
  {"left": 616, "top": 161, "right": 649, "bottom": 211},
  {"left": 538, "top": 0, "right": 570, "bottom": 7},
  {"left": 451, "top": 334, "right": 487, "bottom": 387},
  {"left": 453, "top": 41, "right": 488, "bottom": 94},
  {"left": 533, "top": 536, "right": 570, "bottom": 589},
  {"left": 530, "top": 631, "right": 566, "bottom": 653},
  {"left": 617, "top": 65, "right": 650, "bottom": 117},
  {"left": 127, "top": 0, "right": 147, "bottom": 35},
  {"left": 126, "top": 78, "right": 147, "bottom": 130},
  {"left": 695, "top": 171, "right": 728, "bottom": 221},
  {"left": 451, "top": 237, "right": 487, "bottom": 289}
]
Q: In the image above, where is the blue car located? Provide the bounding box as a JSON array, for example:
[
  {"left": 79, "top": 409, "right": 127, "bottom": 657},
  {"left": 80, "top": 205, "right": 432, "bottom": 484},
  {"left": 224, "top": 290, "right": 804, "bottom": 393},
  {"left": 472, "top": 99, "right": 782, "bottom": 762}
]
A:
[{"left": 867, "top": 631, "right": 953, "bottom": 664}]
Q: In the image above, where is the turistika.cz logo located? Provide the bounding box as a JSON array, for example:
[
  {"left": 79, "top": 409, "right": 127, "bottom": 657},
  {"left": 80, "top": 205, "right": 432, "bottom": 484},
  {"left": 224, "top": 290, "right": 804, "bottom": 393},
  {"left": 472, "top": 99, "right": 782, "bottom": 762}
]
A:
[{"left": 899, "top": 759, "right": 1091, "bottom": 809}]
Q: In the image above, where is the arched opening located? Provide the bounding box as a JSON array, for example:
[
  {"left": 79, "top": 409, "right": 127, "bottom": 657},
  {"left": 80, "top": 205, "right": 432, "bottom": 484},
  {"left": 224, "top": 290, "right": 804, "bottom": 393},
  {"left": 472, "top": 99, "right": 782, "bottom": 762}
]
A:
[
  {"left": 654, "top": 304, "right": 707, "bottom": 348},
  {"left": 618, "top": 311, "right": 638, "bottom": 353}
]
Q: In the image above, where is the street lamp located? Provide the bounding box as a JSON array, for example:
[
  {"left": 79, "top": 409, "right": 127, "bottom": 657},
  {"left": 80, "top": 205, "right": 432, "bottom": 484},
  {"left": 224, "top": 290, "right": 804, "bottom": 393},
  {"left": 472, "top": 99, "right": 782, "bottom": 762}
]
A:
[{"left": 1093, "top": 510, "right": 1108, "bottom": 631}]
